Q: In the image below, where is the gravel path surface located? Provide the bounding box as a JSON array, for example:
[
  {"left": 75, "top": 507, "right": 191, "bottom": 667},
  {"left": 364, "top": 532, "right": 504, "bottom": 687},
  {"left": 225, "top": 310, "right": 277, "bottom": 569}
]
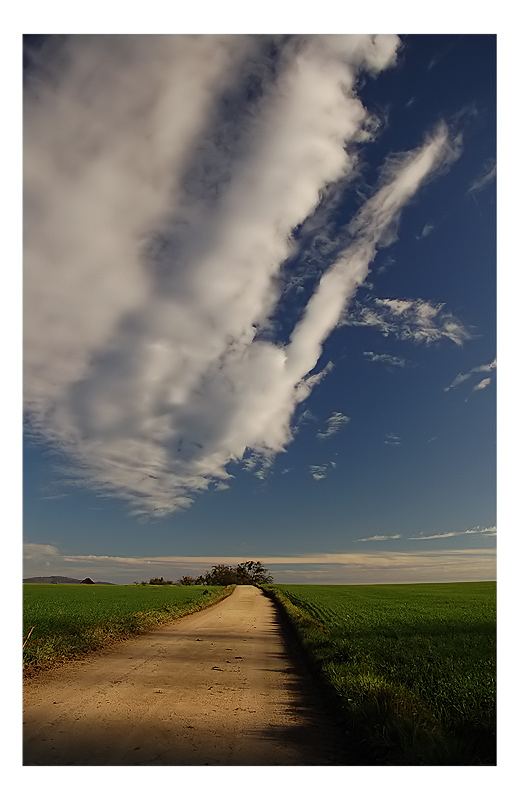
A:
[{"left": 24, "top": 585, "right": 349, "bottom": 765}]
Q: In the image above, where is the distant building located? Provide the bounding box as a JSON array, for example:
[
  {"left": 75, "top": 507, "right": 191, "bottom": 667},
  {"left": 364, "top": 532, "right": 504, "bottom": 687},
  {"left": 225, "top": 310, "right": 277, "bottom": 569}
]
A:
[{"left": 81, "top": 577, "right": 95, "bottom": 584}]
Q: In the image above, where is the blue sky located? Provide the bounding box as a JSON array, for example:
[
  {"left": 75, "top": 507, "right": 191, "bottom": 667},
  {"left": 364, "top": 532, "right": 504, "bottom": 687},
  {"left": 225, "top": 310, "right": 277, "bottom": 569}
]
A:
[{"left": 23, "top": 34, "right": 496, "bottom": 584}]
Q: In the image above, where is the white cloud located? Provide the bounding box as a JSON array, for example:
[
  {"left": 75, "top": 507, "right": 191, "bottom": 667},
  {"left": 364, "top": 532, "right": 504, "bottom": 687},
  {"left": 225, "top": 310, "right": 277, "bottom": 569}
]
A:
[
  {"left": 23, "top": 542, "right": 496, "bottom": 585},
  {"left": 309, "top": 464, "right": 328, "bottom": 481},
  {"left": 296, "top": 408, "right": 317, "bottom": 426},
  {"left": 408, "top": 525, "right": 496, "bottom": 540},
  {"left": 363, "top": 351, "right": 408, "bottom": 368},
  {"left": 384, "top": 432, "right": 401, "bottom": 445},
  {"left": 416, "top": 222, "right": 434, "bottom": 239},
  {"left": 24, "top": 542, "right": 61, "bottom": 562},
  {"left": 243, "top": 450, "right": 275, "bottom": 481},
  {"left": 317, "top": 411, "right": 350, "bottom": 439},
  {"left": 283, "top": 124, "right": 460, "bottom": 396},
  {"left": 293, "top": 361, "right": 334, "bottom": 405},
  {"left": 467, "top": 160, "right": 496, "bottom": 194},
  {"left": 24, "top": 35, "right": 460, "bottom": 517},
  {"left": 473, "top": 377, "right": 492, "bottom": 392},
  {"left": 345, "top": 297, "right": 470, "bottom": 345},
  {"left": 445, "top": 358, "right": 496, "bottom": 391},
  {"left": 309, "top": 461, "right": 337, "bottom": 480},
  {"left": 357, "top": 534, "right": 401, "bottom": 542}
]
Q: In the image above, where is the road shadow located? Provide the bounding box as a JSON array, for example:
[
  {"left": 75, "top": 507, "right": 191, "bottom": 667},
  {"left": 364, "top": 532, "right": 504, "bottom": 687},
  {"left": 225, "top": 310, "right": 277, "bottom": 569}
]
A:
[{"left": 261, "top": 592, "right": 373, "bottom": 765}]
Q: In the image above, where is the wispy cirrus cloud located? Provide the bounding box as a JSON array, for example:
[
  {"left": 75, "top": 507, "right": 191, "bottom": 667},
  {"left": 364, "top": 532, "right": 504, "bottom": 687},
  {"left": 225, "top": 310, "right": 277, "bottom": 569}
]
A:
[
  {"left": 309, "top": 465, "right": 327, "bottom": 481},
  {"left": 24, "top": 34, "right": 461, "bottom": 518},
  {"left": 242, "top": 450, "right": 275, "bottom": 481},
  {"left": 309, "top": 461, "right": 337, "bottom": 481},
  {"left": 317, "top": 411, "right": 350, "bottom": 439},
  {"left": 467, "top": 159, "right": 496, "bottom": 194},
  {"left": 344, "top": 296, "right": 470, "bottom": 345},
  {"left": 363, "top": 351, "right": 408, "bottom": 368},
  {"left": 444, "top": 358, "right": 496, "bottom": 391},
  {"left": 416, "top": 222, "right": 434, "bottom": 239},
  {"left": 359, "top": 525, "right": 497, "bottom": 543},
  {"left": 384, "top": 432, "right": 401, "bottom": 445},
  {"left": 408, "top": 525, "right": 496, "bottom": 540}
]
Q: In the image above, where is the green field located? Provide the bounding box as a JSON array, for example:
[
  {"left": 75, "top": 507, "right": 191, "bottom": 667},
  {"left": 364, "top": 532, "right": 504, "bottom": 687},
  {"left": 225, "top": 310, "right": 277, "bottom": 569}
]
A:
[
  {"left": 23, "top": 583, "right": 231, "bottom": 672},
  {"left": 263, "top": 582, "right": 496, "bottom": 765}
]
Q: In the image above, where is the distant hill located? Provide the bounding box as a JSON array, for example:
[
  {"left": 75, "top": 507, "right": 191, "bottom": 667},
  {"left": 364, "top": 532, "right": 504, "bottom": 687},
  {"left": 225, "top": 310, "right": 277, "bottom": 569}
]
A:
[{"left": 23, "top": 575, "right": 115, "bottom": 585}]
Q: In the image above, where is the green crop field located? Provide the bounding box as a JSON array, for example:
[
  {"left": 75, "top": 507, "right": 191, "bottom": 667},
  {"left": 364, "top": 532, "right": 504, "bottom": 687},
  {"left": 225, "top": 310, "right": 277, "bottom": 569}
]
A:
[
  {"left": 264, "top": 582, "right": 496, "bottom": 766},
  {"left": 23, "top": 583, "right": 231, "bottom": 672}
]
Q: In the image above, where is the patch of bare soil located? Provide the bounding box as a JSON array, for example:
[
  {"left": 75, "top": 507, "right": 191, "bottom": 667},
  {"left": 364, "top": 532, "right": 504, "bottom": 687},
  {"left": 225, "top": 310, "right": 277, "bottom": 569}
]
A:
[{"left": 23, "top": 585, "right": 351, "bottom": 765}]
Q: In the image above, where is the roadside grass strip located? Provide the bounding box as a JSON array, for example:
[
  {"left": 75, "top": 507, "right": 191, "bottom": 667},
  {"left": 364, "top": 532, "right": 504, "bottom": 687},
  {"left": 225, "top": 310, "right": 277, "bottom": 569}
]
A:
[
  {"left": 23, "top": 584, "right": 232, "bottom": 672},
  {"left": 263, "top": 582, "right": 496, "bottom": 765}
]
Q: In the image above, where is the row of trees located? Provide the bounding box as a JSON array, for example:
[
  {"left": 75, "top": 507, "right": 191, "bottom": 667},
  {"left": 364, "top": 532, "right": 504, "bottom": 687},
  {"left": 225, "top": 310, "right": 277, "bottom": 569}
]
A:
[
  {"left": 137, "top": 561, "right": 273, "bottom": 587},
  {"left": 181, "top": 561, "right": 274, "bottom": 586}
]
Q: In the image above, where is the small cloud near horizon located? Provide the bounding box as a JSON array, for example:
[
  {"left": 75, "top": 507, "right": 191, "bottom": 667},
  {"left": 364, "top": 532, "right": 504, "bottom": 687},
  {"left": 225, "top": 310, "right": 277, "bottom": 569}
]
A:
[{"left": 408, "top": 525, "right": 496, "bottom": 540}]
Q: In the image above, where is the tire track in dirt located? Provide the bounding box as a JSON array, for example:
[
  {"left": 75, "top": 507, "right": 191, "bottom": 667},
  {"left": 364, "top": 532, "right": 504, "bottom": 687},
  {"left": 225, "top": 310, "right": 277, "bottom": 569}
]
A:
[{"left": 23, "top": 585, "right": 350, "bottom": 765}]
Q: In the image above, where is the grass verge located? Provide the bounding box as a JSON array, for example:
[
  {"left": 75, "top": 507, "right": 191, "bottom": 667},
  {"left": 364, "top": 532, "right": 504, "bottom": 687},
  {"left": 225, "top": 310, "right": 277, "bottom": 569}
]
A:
[
  {"left": 23, "top": 583, "right": 233, "bottom": 674},
  {"left": 262, "top": 583, "right": 496, "bottom": 766}
]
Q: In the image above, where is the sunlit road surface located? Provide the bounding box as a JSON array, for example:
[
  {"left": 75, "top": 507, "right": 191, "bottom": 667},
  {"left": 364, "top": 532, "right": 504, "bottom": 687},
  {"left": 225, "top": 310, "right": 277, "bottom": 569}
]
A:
[{"left": 24, "top": 585, "right": 348, "bottom": 765}]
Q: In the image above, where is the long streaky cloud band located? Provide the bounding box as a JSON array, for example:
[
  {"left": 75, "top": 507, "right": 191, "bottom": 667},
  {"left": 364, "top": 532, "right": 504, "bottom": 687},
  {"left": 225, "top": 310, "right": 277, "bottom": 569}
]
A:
[
  {"left": 24, "top": 35, "right": 462, "bottom": 516},
  {"left": 408, "top": 525, "right": 496, "bottom": 540},
  {"left": 23, "top": 541, "right": 496, "bottom": 584},
  {"left": 358, "top": 525, "right": 496, "bottom": 542},
  {"left": 24, "top": 542, "right": 496, "bottom": 568}
]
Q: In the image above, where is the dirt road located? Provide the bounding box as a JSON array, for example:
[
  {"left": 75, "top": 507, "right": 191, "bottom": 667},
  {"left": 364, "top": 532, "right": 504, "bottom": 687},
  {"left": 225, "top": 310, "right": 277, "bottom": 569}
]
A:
[{"left": 24, "top": 585, "right": 349, "bottom": 766}]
